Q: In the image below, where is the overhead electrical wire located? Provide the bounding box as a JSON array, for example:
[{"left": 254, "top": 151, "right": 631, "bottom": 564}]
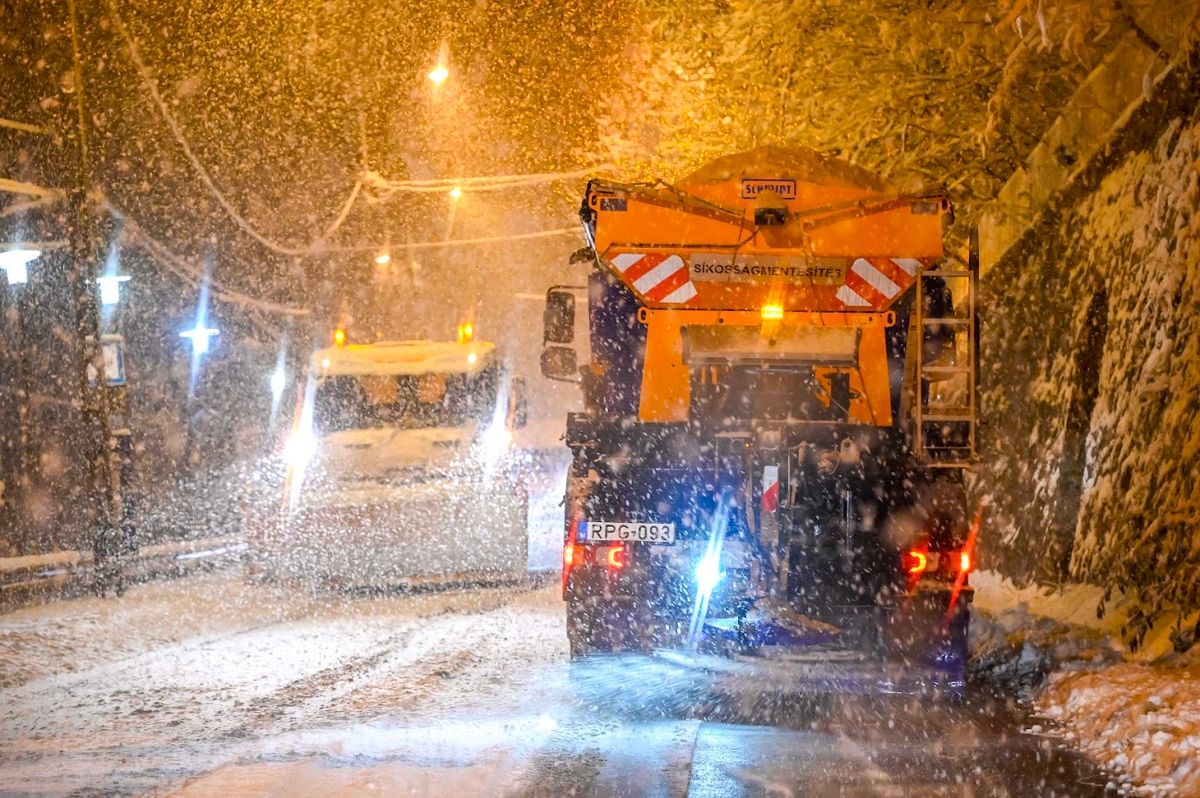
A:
[
  {"left": 105, "top": 0, "right": 361, "bottom": 257},
  {"left": 362, "top": 165, "right": 612, "bottom": 194},
  {"left": 108, "top": 0, "right": 602, "bottom": 257},
  {"left": 326, "top": 226, "right": 578, "bottom": 252},
  {"left": 107, "top": 203, "right": 311, "bottom": 318},
  {"left": 107, "top": 197, "right": 577, "bottom": 318},
  {"left": 108, "top": 0, "right": 605, "bottom": 256}
]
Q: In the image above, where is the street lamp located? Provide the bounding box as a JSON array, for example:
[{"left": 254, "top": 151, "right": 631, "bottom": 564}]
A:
[
  {"left": 180, "top": 323, "right": 219, "bottom": 356},
  {"left": 374, "top": 252, "right": 391, "bottom": 265},
  {"left": 269, "top": 363, "right": 286, "bottom": 402},
  {"left": 0, "top": 249, "right": 40, "bottom": 285},
  {"left": 97, "top": 274, "right": 131, "bottom": 306},
  {"left": 428, "top": 40, "right": 450, "bottom": 86},
  {"left": 448, "top": 186, "right": 463, "bottom": 200}
]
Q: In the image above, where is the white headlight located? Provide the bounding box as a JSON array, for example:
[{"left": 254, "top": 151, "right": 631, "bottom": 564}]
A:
[
  {"left": 283, "top": 429, "right": 317, "bottom": 466},
  {"left": 479, "top": 424, "right": 512, "bottom": 457}
]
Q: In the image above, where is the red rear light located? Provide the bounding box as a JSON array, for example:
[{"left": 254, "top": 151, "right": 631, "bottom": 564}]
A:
[
  {"left": 902, "top": 549, "right": 928, "bottom": 575},
  {"left": 606, "top": 544, "right": 627, "bottom": 570},
  {"left": 562, "top": 516, "right": 583, "bottom": 598},
  {"left": 959, "top": 551, "right": 972, "bottom": 573}
]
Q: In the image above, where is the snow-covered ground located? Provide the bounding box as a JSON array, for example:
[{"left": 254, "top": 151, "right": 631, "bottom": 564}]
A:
[
  {"left": 1, "top": 569, "right": 1113, "bottom": 797},
  {"left": 971, "top": 571, "right": 1200, "bottom": 796},
  {"left": 0, "top": 573, "right": 568, "bottom": 796}
]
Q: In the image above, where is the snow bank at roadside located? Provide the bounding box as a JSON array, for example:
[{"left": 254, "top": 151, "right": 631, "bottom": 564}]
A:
[{"left": 969, "top": 570, "right": 1200, "bottom": 796}]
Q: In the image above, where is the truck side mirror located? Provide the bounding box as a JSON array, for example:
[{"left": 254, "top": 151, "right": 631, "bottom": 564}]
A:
[
  {"left": 543, "top": 289, "right": 575, "bottom": 345},
  {"left": 508, "top": 376, "right": 528, "bottom": 429},
  {"left": 540, "top": 346, "right": 579, "bottom": 382}
]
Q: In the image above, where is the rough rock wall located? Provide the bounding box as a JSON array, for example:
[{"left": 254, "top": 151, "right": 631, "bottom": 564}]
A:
[{"left": 978, "top": 101, "right": 1200, "bottom": 643}]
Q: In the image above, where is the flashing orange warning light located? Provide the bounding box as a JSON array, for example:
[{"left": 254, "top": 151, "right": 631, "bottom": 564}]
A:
[
  {"left": 333, "top": 327, "right": 347, "bottom": 347},
  {"left": 457, "top": 321, "right": 475, "bottom": 344},
  {"left": 760, "top": 303, "right": 785, "bottom": 321}
]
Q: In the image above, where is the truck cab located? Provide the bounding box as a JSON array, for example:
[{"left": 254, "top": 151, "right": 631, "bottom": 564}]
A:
[{"left": 261, "top": 338, "right": 529, "bottom": 588}]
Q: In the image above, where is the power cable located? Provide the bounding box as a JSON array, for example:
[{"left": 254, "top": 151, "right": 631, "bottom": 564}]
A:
[
  {"left": 105, "top": 0, "right": 361, "bottom": 257},
  {"left": 363, "top": 165, "right": 612, "bottom": 193},
  {"left": 110, "top": 206, "right": 311, "bottom": 318},
  {"left": 325, "top": 226, "right": 578, "bottom": 252}
]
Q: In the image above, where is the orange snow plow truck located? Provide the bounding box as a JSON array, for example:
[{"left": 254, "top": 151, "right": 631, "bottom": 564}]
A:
[{"left": 541, "top": 147, "right": 979, "bottom": 683}]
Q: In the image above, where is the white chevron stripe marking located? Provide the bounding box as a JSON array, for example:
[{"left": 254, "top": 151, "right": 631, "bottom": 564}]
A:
[
  {"left": 660, "top": 282, "right": 697, "bottom": 304},
  {"left": 836, "top": 285, "right": 871, "bottom": 307},
  {"left": 851, "top": 258, "right": 900, "bottom": 297},
  {"left": 611, "top": 253, "right": 643, "bottom": 273},
  {"left": 633, "top": 255, "right": 684, "bottom": 294},
  {"left": 891, "top": 258, "right": 921, "bottom": 276}
]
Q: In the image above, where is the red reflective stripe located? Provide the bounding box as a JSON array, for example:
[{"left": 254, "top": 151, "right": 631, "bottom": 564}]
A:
[
  {"left": 619, "top": 253, "right": 666, "bottom": 284},
  {"left": 644, "top": 267, "right": 692, "bottom": 302},
  {"left": 867, "top": 257, "right": 914, "bottom": 290},
  {"left": 844, "top": 270, "right": 890, "bottom": 307}
]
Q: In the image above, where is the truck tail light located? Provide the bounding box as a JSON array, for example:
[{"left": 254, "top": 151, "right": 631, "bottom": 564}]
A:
[
  {"left": 562, "top": 516, "right": 582, "bottom": 598},
  {"left": 902, "top": 549, "right": 928, "bottom": 575},
  {"left": 902, "top": 547, "right": 973, "bottom": 581}
]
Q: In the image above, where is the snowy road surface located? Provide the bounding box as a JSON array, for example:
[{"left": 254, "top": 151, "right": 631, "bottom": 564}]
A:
[{"left": 0, "top": 573, "right": 1113, "bottom": 797}]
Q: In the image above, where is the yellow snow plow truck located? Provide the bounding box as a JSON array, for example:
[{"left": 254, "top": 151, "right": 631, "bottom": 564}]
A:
[{"left": 541, "top": 146, "right": 979, "bottom": 684}]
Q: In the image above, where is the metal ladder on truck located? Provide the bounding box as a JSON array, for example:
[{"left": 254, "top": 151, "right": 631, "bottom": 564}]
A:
[{"left": 914, "top": 232, "right": 979, "bottom": 467}]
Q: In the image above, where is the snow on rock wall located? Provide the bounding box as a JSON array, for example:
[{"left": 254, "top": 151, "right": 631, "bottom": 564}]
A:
[{"left": 977, "top": 103, "right": 1200, "bottom": 646}]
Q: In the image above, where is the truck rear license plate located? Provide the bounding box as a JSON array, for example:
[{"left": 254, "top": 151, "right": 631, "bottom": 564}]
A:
[{"left": 582, "top": 521, "right": 675, "bottom": 544}]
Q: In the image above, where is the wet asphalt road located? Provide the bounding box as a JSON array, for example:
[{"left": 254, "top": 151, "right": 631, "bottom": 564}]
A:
[
  {"left": 516, "top": 689, "right": 1112, "bottom": 797},
  {"left": 0, "top": 575, "right": 1113, "bottom": 797}
]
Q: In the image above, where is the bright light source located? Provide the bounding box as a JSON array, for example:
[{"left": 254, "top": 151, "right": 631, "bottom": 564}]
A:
[
  {"left": 466, "top": 351, "right": 478, "bottom": 365},
  {"left": 904, "top": 549, "right": 928, "bottom": 575},
  {"left": 959, "top": 551, "right": 972, "bottom": 573},
  {"left": 478, "top": 423, "right": 511, "bottom": 457},
  {"left": 0, "top": 249, "right": 40, "bottom": 285},
  {"left": 283, "top": 428, "right": 317, "bottom": 466},
  {"left": 606, "top": 544, "right": 627, "bottom": 570},
  {"left": 374, "top": 252, "right": 391, "bottom": 266},
  {"left": 563, "top": 542, "right": 575, "bottom": 568},
  {"left": 695, "top": 548, "right": 723, "bottom": 596},
  {"left": 320, "top": 356, "right": 331, "bottom": 370},
  {"left": 269, "top": 363, "right": 286, "bottom": 401},
  {"left": 428, "top": 65, "right": 449, "bottom": 85},
  {"left": 761, "top": 303, "right": 784, "bottom": 321},
  {"left": 458, "top": 321, "right": 475, "bottom": 344},
  {"left": 333, "top": 327, "right": 347, "bottom": 347},
  {"left": 97, "top": 274, "right": 131, "bottom": 306},
  {"left": 180, "top": 324, "right": 219, "bottom": 355},
  {"left": 448, "top": 186, "right": 463, "bottom": 200}
]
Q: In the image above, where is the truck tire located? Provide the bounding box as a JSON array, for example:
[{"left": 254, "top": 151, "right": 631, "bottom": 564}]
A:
[{"left": 566, "top": 595, "right": 610, "bottom": 659}]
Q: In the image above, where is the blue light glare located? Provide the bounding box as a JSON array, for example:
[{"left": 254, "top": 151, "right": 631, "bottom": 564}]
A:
[{"left": 695, "top": 548, "right": 723, "bottom": 596}]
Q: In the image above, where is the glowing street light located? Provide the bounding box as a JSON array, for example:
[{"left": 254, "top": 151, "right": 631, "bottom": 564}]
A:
[
  {"left": 428, "top": 40, "right": 450, "bottom": 86},
  {"left": 97, "top": 274, "right": 131, "bottom": 306},
  {"left": 374, "top": 252, "right": 391, "bottom": 266},
  {"left": 269, "top": 362, "right": 286, "bottom": 402},
  {"left": 448, "top": 186, "right": 463, "bottom": 200},
  {"left": 0, "top": 249, "right": 40, "bottom": 285},
  {"left": 180, "top": 323, "right": 219, "bottom": 356}
]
